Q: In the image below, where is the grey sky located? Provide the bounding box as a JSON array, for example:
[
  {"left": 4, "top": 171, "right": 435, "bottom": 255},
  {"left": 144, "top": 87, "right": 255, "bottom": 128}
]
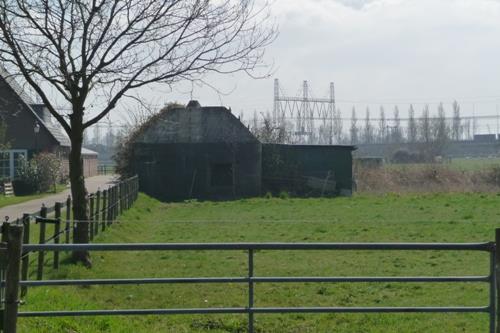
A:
[{"left": 156, "top": 0, "right": 500, "bottom": 122}]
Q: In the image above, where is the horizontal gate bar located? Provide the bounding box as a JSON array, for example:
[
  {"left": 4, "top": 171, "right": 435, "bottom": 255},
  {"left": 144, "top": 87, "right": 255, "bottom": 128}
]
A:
[
  {"left": 16, "top": 275, "right": 490, "bottom": 287},
  {"left": 252, "top": 306, "right": 492, "bottom": 314},
  {"left": 22, "top": 242, "right": 495, "bottom": 252},
  {"left": 17, "top": 306, "right": 490, "bottom": 317},
  {"left": 18, "top": 308, "right": 248, "bottom": 317}
]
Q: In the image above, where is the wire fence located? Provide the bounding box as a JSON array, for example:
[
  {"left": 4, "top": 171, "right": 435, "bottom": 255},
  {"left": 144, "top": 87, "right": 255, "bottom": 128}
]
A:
[{"left": 5, "top": 175, "right": 140, "bottom": 296}]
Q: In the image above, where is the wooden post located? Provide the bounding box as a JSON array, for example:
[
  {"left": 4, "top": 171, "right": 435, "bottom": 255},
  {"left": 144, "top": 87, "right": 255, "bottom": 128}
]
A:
[
  {"left": 3, "top": 223, "right": 23, "bottom": 333},
  {"left": 36, "top": 205, "right": 47, "bottom": 281},
  {"left": 102, "top": 190, "right": 107, "bottom": 231},
  {"left": 95, "top": 190, "right": 101, "bottom": 236},
  {"left": 89, "top": 195, "right": 94, "bottom": 241},
  {"left": 108, "top": 187, "right": 114, "bottom": 224},
  {"left": 20, "top": 214, "right": 30, "bottom": 297},
  {"left": 53, "top": 203, "right": 61, "bottom": 269},
  {"left": 496, "top": 228, "right": 500, "bottom": 333},
  {"left": 65, "top": 196, "right": 71, "bottom": 245}
]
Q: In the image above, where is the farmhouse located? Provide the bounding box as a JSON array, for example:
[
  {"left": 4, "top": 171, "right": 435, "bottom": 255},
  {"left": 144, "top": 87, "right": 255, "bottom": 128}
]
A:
[
  {"left": 131, "top": 101, "right": 356, "bottom": 200},
  {"left": 0, "top": 66, "right": 98, "bottom": 179}
]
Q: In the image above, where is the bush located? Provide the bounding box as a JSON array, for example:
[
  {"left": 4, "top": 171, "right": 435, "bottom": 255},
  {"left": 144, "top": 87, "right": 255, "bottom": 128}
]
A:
[
  {"left": 14, "top": 156, "right": 39, "bottom": 195},
  {"left": 14, "top": 153, "right": 62, "bottom": 195},
  {"left": 278, "top": 191, "right": 290, "bottom": 199},
  {"left": 33, "top": 152, "right": 62, "bottom": 192}
]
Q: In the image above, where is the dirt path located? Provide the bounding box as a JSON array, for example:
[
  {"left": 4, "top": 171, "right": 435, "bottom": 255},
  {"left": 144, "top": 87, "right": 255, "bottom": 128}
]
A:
[{"left": 0, "top": 175, "right": 117, "bottom": 220}]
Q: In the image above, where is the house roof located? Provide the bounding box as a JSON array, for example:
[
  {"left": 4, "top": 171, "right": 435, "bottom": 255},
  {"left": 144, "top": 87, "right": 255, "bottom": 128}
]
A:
[
  {"left": 0, "top": 66, "right": 70, "bottom": 147},
  {"left": 82, "top": 147, "right": 98, "bottom": 156}
]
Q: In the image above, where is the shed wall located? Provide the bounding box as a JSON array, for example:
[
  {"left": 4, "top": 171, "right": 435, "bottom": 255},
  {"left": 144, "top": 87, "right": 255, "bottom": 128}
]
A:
[
  {"left": 262, "top": 144, "right": 354, "bottom": 196},
  {"left": 133, "top": 142, "right": 261, "bottom": 201}
]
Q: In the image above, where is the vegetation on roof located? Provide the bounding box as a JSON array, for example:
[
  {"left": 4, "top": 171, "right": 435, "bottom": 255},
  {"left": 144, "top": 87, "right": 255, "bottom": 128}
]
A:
[{"left": 114, "top": 102, "right": 184, "bottom": 177}]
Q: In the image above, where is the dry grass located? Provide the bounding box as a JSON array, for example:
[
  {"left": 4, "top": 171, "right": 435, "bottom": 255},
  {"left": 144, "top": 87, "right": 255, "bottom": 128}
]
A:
[{"left": 355, "top": 164, "right": 500, "bottom": 194}]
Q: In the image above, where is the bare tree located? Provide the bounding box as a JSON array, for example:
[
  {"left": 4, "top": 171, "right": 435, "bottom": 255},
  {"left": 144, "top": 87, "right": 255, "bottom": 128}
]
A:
[
  {"left": 350, "top": 107, "right": 358, "bottom": 144},
  {"left": 332, "top": 107, "right": 343, "bottom": 144},
  {"left": 391, "top": 106, "right": 402, "bottom": 143},
  {"left": 363, "top": 107, "right": 373, "bottom": 144},
  {"left": 0, "top": 0, "right": 276, "bottom": 265},
  {"left": 452, "top": 100, "right": 462, "bottom": 141},
  {"left": 420, "top": 105, "right": 431, "bottom": 144},
  {"left": 407, "top": 104, "right": 417, "bottom": 143},
  {"left": 433, "top": 102, "right": 449, "bottom": 144},
  {"left": 378, "top": 106, "right": 387, "bottom": 143}
]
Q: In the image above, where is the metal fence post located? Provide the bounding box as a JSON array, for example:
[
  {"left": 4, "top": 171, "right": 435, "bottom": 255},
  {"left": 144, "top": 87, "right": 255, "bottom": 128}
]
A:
[
  {"left": 4, "top": 223, "right": 24, "bottom": 333},
  {"left": 248, "top": 249, "right": 254, "bottom": 333},
  {"left": 20, "top": 214, "right": 30, "bottom": 297}
]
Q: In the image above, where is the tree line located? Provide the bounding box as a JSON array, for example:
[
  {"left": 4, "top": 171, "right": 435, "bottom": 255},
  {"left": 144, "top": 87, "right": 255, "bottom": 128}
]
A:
[{"left": 250, "top": 101, "right": 473, "bottom": 145}]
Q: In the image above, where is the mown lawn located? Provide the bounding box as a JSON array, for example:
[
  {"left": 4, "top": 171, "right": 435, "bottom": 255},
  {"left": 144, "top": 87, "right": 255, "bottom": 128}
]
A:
[{"left": 18, "top": 192, "right": 500, "bottom": 332}]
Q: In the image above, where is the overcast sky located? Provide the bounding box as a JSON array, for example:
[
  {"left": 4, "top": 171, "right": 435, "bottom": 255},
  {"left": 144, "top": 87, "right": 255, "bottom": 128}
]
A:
[{"left": 145, "top": 0, "right": 500, "bottom": 125}]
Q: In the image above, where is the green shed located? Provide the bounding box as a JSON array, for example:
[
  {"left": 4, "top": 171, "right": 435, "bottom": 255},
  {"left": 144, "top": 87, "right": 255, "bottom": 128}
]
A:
[{"left": 262, "top": 144, "right": 356, "bottom": 196}]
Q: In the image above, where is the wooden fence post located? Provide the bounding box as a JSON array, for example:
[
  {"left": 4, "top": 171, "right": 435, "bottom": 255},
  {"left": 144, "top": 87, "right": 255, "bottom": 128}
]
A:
[
  {"left": 65, "top": 196, "right": 71, "bottom": 245},
  {"left": 496, "top": 228, "right": 500, "bottom": 333},
  {"left": 3, "top": 223, "right": 23, "bottom": 333},
  {"left": 106, "top": 188, "right": 111, "bottom": 225},
  {"left": 89, "top": 195, "right": 94, "bottom": 241},
  {"left": 95, "top": 190, "right": 101, "bottom": 236},
  {"left": 102, "top": 190, "right": 107, "bottom": 231},
  {"left": 53, "top": 203, "right": 61, "bottom": 270},
  {"left": 20, "top": 214, "right": 30, "bottom": 297},
  {"left": 36, "top": 205, "right": 47, "bottom": 281}
]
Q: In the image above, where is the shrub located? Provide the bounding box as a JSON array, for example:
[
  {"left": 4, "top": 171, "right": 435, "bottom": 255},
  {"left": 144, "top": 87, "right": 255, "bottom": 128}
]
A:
[
  {"left": 278, "top": 190, "right": 290, "bottom": 199},
  {"left": 14, "top": 153, "right": 62, "bottom": 195},
  {"left": 33, "top": 152, "right": 62, "bottom": 192}
]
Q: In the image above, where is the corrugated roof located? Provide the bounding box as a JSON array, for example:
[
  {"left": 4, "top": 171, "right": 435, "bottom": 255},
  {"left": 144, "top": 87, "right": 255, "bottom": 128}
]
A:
[{"left": 0, "top": 65, "right": 70, "bottom": 147}]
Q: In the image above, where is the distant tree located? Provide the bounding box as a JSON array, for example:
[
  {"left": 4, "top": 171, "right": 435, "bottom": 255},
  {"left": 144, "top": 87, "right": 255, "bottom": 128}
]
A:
[
  {"left": 408, "top": 104, "right": 417, "bottom": 143},
  {"left": 363, "top": 107, "right": 374, "bottom": 143},
  {"left": 251, "top": 112, "right": 290, "bottom": 144},
  {"left": 452, "top": 100, "right": 462, "bottom": 141},
  {"left": 391, "top": 106, "right": 402, "bottom": 143},
  {"left": 378, "top": 106, "right": 387, "bottom": 143},
  {"left": 420, "top": 105, "right": 431, "bottom": 143},
  {"left": 433, "top": 102, "right": 449, "bottom": 144},
  {"left": 333, "top": 107, "right": 343, "bottom": 144},
  {"left": 350, "top": 107, "right": 358, "bottom": 144}
]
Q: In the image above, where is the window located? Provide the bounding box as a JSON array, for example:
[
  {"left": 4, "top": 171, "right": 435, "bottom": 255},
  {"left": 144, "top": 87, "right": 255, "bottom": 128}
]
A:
[
  {"left": 0, "top": 150, "right": 28, "bottom": 180},
  {"left": 211, "top": 163, "right": 233, "bottom": 187},
  {"left": 0, "top": 152, "right": 9, "bottom": 180}
]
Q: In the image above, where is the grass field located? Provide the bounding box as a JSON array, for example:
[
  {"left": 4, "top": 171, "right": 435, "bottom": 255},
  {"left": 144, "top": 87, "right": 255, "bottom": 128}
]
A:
[{"left": 18, "top": 192, "right": 500, "bottom": 332}]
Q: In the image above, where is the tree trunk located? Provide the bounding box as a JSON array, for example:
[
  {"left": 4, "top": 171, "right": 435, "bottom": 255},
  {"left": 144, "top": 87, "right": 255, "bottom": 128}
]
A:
[{"left": 69, "top": 120, "right": 92, "bottom": 267}]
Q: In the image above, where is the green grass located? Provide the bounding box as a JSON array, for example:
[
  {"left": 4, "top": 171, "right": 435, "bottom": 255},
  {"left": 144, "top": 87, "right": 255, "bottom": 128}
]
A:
[
  {"left": 19, "top": 192, "right": 500, "bottom": 332},
  {"left": 0, "top": 184, "right": 67, "bottom": 209}
]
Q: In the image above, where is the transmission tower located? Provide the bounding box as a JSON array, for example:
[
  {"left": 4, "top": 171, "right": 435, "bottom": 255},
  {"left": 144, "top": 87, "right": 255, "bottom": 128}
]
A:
[{"left": 273, "top": 79, "right": 336, "bottom": 144}]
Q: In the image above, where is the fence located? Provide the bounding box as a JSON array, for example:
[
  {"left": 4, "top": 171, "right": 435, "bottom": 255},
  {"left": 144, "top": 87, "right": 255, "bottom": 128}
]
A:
[
  {"left": 0, "top": 229, "right": 498, "bottom": 332},
  {"left": 13, "top": 175, "right": 139, "bottom": 297}
]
